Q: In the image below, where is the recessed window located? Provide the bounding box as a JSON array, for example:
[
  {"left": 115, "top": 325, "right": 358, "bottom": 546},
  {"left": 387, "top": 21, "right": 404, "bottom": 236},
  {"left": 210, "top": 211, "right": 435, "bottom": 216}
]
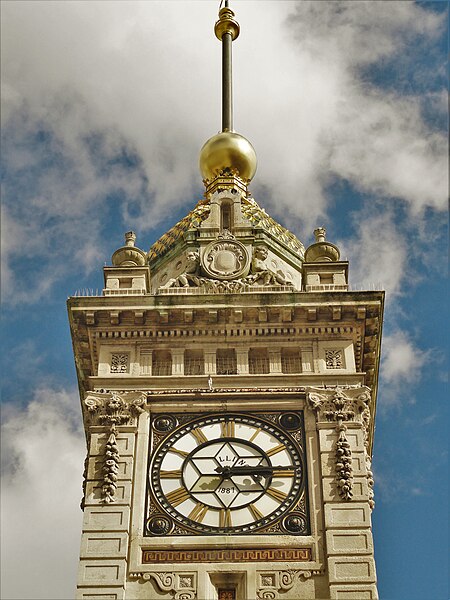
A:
[
  {"left": 185, "top": 350, "right": 205, "bottom": 375},
  {"left": 249, "top": 348, "right": 269, "bottom": 374},
  {"left": 281, "top": 349, "right": 301, "bottom": 374},
  {"left": 216, "top": 349, "right": 237, "bottom": 375},
  {"left": 221, "top": 203, "right": 232, "bottom": 230},
  {"left": 152, "top": 350, "right": 172, "bottom": 376}
]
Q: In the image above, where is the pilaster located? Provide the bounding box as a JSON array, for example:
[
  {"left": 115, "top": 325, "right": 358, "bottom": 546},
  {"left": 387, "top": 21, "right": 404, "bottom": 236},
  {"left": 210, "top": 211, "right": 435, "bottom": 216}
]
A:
[
  {"left": 306, "top": 386, "right": 378, "bottom": 599},
  {"left": 77, "top": 391, "right": 145, "bottom": 600}
]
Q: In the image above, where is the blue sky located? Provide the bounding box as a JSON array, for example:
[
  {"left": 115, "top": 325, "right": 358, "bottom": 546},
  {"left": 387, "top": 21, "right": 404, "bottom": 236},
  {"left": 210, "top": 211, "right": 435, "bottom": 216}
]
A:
[{"left": 1, "top": 2, "right": 448, "bottom": 599}]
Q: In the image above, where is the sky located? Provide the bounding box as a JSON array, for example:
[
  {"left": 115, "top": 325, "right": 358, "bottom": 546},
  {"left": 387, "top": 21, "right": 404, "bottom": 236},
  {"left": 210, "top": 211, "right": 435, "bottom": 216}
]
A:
[{"left": 0, "top": 1, "right": 448, "bottom": 599}]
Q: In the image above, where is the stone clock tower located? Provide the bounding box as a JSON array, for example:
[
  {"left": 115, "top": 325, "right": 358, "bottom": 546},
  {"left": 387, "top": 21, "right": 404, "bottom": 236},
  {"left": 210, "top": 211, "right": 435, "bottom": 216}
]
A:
[{"left": 68, "top": 4, "right": 384, "bottom": 600}]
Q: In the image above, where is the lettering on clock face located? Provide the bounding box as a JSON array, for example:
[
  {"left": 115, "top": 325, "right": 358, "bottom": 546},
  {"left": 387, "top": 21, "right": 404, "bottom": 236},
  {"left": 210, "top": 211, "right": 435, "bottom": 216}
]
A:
[{"left": 149, "top": 413, "right": 305, "bottom": 535}]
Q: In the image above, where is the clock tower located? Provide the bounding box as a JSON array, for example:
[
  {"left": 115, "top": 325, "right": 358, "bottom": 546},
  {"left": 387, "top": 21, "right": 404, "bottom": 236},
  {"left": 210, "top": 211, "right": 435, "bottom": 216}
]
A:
[{"left": 68, "top": 4, "right": 383, "bottom": 600}]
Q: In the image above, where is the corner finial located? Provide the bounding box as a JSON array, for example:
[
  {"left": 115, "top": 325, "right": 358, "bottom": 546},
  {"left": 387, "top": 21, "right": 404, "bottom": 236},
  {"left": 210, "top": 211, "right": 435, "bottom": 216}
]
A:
[{"left": 314, "top": 227, "right": 326, "bottom": 243}]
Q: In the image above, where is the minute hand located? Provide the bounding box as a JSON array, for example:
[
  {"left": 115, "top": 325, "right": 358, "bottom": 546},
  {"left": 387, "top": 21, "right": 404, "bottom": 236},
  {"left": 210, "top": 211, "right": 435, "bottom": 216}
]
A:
[{"left": 218, "top": 465, "right": 297, "bottom": 476}]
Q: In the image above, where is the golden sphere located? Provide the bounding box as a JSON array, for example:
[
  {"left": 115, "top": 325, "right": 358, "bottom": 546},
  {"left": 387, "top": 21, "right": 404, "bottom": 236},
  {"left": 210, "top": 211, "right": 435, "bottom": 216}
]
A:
[{"left": 199, "top": 131, "right": 257, "bottom": 182}]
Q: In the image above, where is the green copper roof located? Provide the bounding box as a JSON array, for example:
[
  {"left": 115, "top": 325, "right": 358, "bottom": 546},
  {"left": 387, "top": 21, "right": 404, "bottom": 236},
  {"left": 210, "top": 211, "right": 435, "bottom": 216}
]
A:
[{"left": 147, "top": 196, "right": 305, "bottom": 264}]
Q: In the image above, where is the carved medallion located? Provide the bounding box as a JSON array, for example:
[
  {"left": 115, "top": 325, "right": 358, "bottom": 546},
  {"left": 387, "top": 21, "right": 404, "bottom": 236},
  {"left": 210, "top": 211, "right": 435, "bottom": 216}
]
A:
[{"left": 202, "top": 239, "right": 250, "bottom": 280}]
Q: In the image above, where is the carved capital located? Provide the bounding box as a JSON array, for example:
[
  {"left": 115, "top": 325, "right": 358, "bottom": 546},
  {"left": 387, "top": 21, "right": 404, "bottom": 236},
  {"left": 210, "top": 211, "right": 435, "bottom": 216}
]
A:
[
  {"left": 306, "top": 385, "right": 371, "bottom": 427},
  {"left": 84, "top": 390, "right": 146, "bottom": 428}
]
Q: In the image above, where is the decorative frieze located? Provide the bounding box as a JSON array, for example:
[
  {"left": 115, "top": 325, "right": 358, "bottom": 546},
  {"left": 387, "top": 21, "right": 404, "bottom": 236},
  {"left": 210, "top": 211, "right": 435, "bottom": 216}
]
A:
[{"left": 141, "top": 548, "right": 312, "bottom": 563}]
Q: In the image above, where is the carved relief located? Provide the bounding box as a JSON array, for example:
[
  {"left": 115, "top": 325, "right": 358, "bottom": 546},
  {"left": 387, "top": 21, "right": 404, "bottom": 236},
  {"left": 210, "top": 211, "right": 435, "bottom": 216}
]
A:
[
  {"left": 256, "top": 569, "right": 320, "bottom": 599},
  {"left": 101, "top": 429, "right": 120, "bottom": 503},
  {"left": 366, "top": 453, "right": 375, "bottom": 510},
  {"left": 306, "top": 386, "right": 371, "bottom": 428},
  {"left": 248, "top": 246, "right": 288, "bottom": 286},
  {"left": 84, "top": 391, "right": 146, "bottom": 503},
  {"left": 110, "top": 353, "right": 129, "bottom": 373},
  {"left": 129, "top": 571, "right": 197, "bottom": 599},
  {"left": 158, "top": 241, "right": 294, "bottom": 292},
  {"left": 161, "top": 251, "right": 200, "bottom": 289},
  {"left": 325, "top": 349, "right": 343, "bottom": 369},
  {"left": 306, "top": 386, "right": 372, "bottom": 503},
  {"left": 84, "top": 390, "right": 146, "bottom": 428},
  {"left": 202, "top": 236, "right": 249, "bottom": 280},
  {"left": 335, "top": 424, "right": 353, "bottom": 501}
]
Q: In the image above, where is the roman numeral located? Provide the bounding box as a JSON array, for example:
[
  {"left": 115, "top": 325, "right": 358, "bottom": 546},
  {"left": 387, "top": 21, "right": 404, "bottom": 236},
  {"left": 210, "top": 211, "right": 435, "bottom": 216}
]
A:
[
  {"left": 271, "top": 469, "right": 295, "bottom": 477},
  {"left": 188, "top": 503, "right": 209, "bottom": 523},
  {"left": 165, "top": 487, "right": 190, "bottom": 506},
  {"left": 219, "top": 509, "right": 232, "bottom": 528},
  {"left": 248, "top": 428, "right": 261, "bottom": 442},
  {"left": 248, "top": 503, "right": 264, "bottom": 521},
  {"left": 266, "top": 444, "right": 286, "bottom": 457},
  {"left": 160, "top": 469, "right": 182, "bottom": 479},
  {"left": 221, "top": 420, "right": 235, "bottom": 437},
  {"left": 169, "top": 447, "right": 189, "bottom": 458},
  {"left": 266, "top": 487, "right": 288, "bottom": 503},
  {"left": 191, "top": 427, "right": 208, "bottom": 445}
]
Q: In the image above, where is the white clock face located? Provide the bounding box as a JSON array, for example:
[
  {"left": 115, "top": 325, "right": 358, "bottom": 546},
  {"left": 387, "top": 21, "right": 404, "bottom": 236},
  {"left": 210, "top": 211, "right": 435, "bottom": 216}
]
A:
[{"left": 148, "top": 413, "right": 306, "bottom": 535}]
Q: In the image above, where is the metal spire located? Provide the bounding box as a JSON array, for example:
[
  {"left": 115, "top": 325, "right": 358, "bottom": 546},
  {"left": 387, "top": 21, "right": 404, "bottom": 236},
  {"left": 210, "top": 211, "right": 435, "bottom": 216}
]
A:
[{"left": 215, "top": 1, "right": 240, "bottom": 132}]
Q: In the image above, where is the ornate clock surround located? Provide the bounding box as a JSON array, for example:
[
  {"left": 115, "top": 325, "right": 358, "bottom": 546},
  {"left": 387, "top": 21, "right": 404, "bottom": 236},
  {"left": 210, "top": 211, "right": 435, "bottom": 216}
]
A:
[{"left": 145, "top": 410, "right": 311, "bottom": 538}]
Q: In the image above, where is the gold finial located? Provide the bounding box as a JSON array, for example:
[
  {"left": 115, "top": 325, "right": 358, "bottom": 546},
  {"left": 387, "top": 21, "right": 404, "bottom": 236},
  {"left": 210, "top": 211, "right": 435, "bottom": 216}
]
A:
[
  {"left": 215, "top": 3, "right": 240, "bottom": 132},
  {"left": 199, "top": 1, "right": 257, "bottom": 187}
]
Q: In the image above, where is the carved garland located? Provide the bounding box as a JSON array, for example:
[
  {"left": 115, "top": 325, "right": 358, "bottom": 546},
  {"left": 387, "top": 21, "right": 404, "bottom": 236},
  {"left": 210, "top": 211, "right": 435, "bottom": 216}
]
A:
[
  {"left": 84, "top": 391, "right": 146, "bottom": 504},
  {"left": 306, "top": 386, "right": 372, "bottom": 503}
]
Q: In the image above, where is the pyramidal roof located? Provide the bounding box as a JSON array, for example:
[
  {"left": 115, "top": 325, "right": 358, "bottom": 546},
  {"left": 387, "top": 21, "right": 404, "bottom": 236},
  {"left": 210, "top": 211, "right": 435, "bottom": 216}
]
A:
[{"left": 148, "top": 195, "right": 304, "bottom": 265}]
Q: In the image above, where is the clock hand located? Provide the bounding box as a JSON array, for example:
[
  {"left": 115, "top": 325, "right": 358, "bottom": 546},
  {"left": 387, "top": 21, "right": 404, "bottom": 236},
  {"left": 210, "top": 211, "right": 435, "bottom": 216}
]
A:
[{"left": 214, "top": 465, "right": 297, "bottom": 477}]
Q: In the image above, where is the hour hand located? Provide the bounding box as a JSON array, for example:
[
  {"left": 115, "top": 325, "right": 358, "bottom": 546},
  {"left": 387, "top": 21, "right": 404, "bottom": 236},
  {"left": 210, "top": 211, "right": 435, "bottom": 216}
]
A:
[{"left": 215, "top": 465, "right": 297, "bottom": 477}]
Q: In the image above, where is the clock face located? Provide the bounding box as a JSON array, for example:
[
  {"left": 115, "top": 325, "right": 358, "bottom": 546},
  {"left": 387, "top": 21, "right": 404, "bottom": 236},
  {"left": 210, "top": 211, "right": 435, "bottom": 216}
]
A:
[{"left": 148, "top": 412, "right": 307, "bottom": 535}]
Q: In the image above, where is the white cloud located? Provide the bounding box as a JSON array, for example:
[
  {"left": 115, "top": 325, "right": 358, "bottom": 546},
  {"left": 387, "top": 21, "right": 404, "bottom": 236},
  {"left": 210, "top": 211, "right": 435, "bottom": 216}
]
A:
[
  {"left": 341, "top": 209, "right": 408, "bottom": 298},
  {"left": 1, "top": 387, "right": 85, "bottom": 600},
  {"left": 1, "top": 1, "right": 447, "bottom": 303},
  {"left": 379, "top": 330, "right": 431, "bottom": 407}
]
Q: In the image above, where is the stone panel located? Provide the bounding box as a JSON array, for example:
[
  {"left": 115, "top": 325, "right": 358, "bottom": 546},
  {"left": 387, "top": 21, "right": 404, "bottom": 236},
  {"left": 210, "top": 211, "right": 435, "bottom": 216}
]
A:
[
  {"left": 319, "top": 428, "right": 364, "bottom": 452},
  {"left": 324, "top": 503, "right": 371, "bottom": 528},
  {"left": 85, "top": 481, "right": 132, "bottom": 505},
  {"left": 328, "top": 556, "right": 376, "bottom": 583},
  {"left": 90, "top": 432, "right": 135, "bottom": 456},
  {"left": 322, "top": 476, "right": 368, "bottom": 502},
  {"left": 83, "top": 507, "right": 130, "bottom": 532},
  {"left": 320, "top": 448, "right": 366, "bottom": 475},
  {"left": 77, "top": 588, "right": 124, "bottom": 600},
  {"left": 87, "top": 456, "right": 133, "bottom": 481},
  {"left": 78, "top": 559, "right": 126, "bottom": 585},
  {"left": 80, "top": 532, "right": 128, "bottom": 558},
  {"left": 330, "top": 583, "right": 378, "bottom": 599},
  {"left": 326, "top": 530, "right": 373, "bottom": 554}
]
